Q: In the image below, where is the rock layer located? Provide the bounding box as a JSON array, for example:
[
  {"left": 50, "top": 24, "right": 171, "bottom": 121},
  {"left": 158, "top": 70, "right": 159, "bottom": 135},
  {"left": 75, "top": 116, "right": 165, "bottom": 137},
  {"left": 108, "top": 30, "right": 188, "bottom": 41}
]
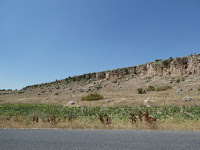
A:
[{"left": 23, "top": 54, "right": 200, "bottom": 90}]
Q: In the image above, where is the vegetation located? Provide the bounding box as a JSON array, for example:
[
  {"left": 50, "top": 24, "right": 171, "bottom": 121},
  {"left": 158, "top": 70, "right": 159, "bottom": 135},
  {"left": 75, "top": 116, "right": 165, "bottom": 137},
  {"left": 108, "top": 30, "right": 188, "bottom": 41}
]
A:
[
  {"left": 155, "top": 59, "right": 162, "bottom": 62},
  {"left": 0, "top": 104, "right": 199, "bottom": 121},
  {"left": 147, "top": 86, "right": 155, "bottom": 91},
  {"left": 156, "top": 86, "right": 172, "bottom": 91},
  {"left": 176, "top": 79, "right": 181, "bottom": 83},
  {"left": 0, "top": 104, "right": 200, "bottom": 130},
  {"left": 81, "top": 93, "right": 104, "bottom": 101},
  {"left": 71, "top": 76, "right": 77, "bottom": 81},
  {"left": 137, "top": 88, "right": 146, "bottom": 94},
  {"left": 162, "top": 60, "right": 169, "bottom": 66},
  {"left": 198, "top": 87, "right": 200, "bottom": 92},
  {"left": 0, "top": 89, "right": 13, "bottom": 91}
]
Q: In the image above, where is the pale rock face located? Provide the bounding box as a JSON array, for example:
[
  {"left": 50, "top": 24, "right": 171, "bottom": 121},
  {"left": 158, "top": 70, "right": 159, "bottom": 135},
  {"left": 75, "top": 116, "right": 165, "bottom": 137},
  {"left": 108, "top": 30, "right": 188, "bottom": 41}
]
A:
[{"left": 22, "top": 54, "right": 200, "bottom": 91}]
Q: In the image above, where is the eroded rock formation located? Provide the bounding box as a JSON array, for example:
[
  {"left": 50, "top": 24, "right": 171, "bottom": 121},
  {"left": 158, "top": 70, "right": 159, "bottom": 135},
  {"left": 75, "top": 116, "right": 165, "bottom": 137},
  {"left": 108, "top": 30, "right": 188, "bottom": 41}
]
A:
[{"left": 23, "top": 54, "right": 200, "bottom": 90}]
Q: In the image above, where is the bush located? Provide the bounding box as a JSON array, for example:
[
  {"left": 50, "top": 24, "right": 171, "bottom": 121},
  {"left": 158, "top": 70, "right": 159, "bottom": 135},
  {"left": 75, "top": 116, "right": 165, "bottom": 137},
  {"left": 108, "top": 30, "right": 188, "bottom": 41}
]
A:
[
  {"left": 72, "top": 77, "right": 76, "bottom": 81},
  {"left": 162, "top": 60, "right": 169, "bottom": 66},
  {"left": 81, "top": 93, "right": 104, "bottom": 101},
  {"left": 181, "top": 78, "right": 185, "bottom": 82},
  {"left": 176, "top": 79, "right": 180, "bottom": 83},
  {"left": 137, "top": 88, "right": 146, "bottom": 94},
  {"left": 198, "top": 88, "right": 200, "bottom": 92},
  {"left": 155, "top": 59, "right": 162, "bottom": 62},
  {"left": 156, "top": 86, "right": 172, "bottom": 91},
  {"left": 147, "top": 86, "right": 155, "bottom": 91}
]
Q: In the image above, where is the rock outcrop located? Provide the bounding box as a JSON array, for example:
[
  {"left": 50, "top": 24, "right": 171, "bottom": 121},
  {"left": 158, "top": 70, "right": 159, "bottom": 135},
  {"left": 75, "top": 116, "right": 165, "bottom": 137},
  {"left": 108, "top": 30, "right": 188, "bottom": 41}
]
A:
[{"left": 22, "top": 54, "right": 200, "bottom": 90}]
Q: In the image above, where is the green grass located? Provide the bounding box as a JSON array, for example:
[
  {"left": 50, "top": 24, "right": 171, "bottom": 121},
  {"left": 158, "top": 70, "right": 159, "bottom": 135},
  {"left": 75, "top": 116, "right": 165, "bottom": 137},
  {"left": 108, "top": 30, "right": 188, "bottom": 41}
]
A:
[
  {"left": 81, "top": 93, "right": 104, "bottom": 101},
  {"left": 0, "top": 103, "right": 199, "bottom": 121}
]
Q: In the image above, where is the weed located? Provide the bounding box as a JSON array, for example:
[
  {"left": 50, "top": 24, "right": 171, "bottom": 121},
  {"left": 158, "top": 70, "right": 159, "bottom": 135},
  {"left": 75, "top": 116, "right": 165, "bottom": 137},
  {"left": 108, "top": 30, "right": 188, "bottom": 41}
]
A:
[
  {"left": 129, "top": 113, "right": 137, "bottom": 124},
  {"left": 99, "top": 115, "right": 105, "bottom": 124},
  {"left": 99, "top": 114, "right": 112, "bottom": 125},
  {"left": 33, "top": 116, "right": 39, "bottom": 123},
  {"left": 129, "top": 110, "right": 157, "bottom": 129},
  {"left": 68, "top": 115, "right": 76, "bottom": 122}
]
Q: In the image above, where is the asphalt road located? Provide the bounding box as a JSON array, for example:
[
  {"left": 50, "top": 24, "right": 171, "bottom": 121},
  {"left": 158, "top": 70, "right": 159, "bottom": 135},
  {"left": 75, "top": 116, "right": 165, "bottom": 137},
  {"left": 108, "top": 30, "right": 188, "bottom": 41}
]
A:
[{"left": 0, "top": 129, "right": 200, "bottom": 150}]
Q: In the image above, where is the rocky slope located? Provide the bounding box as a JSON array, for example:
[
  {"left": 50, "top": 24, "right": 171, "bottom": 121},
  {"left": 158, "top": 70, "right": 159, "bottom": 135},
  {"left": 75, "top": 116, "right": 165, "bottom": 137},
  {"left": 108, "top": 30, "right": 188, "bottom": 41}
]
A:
[
  {"left": 23, "top": 54, "right": 200, "bottom": 90},
  {"left": 1, "top": 54, "right": 200, "bottom": 106}
]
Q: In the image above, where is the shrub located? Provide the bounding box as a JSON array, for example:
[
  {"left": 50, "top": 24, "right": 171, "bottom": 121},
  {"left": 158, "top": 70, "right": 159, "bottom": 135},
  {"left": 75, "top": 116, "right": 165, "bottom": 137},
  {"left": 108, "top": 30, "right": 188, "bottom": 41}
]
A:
[
  {"left": 138, "top": 88, "right": 146, "bottom": 94},
  {"left": 156, "top": 86, "right": 172, "bottom": 91},
  {"left": 72, "top": 76, "right": 76, "bottom": 81},
  {"left": 147, "top": 86, "right": 155, "bottom": 91},
  {"left": 181, "top": 78, "right": 185, "bottom": 82},
  {"left": 198, "top": 88, "right": 200, "bottom": 92},
  {"left": 176, "top": 79, "right": 180, "bottom": 83},
  {"left": 155, "top": 59, "right": 162, "bottom": 62},
  {"left": 162, "top": 60, "right": 169, "bottom": 66},
  {"left": 81, "top": 93, "right": 104, "bottom": 101}
]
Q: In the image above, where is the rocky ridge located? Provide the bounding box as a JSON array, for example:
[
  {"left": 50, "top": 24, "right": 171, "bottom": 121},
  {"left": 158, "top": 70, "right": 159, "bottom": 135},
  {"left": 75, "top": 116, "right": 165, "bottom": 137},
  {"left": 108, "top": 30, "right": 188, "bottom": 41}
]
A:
[{"left": 23, "top": 54, "right": 200, "bottom": 91}]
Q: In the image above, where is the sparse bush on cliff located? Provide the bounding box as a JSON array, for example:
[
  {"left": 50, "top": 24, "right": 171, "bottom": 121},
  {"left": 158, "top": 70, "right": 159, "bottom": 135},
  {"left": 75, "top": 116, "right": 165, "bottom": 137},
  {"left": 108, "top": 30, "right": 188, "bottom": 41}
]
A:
[
  {"left": 155, "top": 59, "right": 162, "bottom": 62},
  {"left": 72, "top": 76, "right": 76, "bottom": 81},
  {"left": 162, "top": 60, "right": 169, "bottom": 66},
  {"left": 156, "top": 86, "right": 172, "bottom": 91},
  {"left": 81, "top": 93, "right": 104, "bottom": 101}
]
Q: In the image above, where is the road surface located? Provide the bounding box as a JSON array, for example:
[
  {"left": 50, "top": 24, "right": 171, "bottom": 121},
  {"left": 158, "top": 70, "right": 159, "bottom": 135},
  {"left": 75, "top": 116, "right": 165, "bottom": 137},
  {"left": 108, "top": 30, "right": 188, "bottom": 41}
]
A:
[{"left": 0, "top": 129, "right": 199, "bottom": 150}]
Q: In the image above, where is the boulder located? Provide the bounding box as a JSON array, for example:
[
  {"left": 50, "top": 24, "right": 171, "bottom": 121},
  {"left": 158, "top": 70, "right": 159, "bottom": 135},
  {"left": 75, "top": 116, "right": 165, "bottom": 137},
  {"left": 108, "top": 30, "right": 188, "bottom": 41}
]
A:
[
  {"left": 79, "top": 89, "right": 84, "bottom": 92},
  {"left": 176, "top": 88, "right": 184, "bottom": 94},
  {"left": 68, "top": 101, "right": 76, "bottom": 105},
  {"left": 195, "top": 92, "right": 200, "bottom": 95},
  {"left": 106, "top": 100, "right": 114, "bottom": 103},
  {"left": 182, "top": 96, "right": 195, "bottom": 101}
]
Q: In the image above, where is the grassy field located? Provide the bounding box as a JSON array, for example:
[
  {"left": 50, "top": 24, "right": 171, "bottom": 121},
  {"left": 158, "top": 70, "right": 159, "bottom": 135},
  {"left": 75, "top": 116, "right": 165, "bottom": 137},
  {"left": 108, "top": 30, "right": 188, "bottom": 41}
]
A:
[{"left": 1, "top": 103, "right": 200, "bottom": 130}]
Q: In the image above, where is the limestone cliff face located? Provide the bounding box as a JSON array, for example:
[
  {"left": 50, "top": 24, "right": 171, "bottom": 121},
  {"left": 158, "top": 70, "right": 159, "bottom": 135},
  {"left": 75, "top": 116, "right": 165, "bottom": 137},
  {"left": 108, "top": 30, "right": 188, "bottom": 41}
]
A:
[
  {"left": 23, "top": 54, "right": 200, "bottom": 90},
  {"left": 95, "top": 54, "right": 200, "bottom": 79}
]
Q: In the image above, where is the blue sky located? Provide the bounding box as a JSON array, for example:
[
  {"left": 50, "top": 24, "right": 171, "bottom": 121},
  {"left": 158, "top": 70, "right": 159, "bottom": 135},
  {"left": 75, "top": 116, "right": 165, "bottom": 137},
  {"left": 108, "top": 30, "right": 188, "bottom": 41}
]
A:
[{"left": 0, "top": 0, "right": 200, "bottom": 90}]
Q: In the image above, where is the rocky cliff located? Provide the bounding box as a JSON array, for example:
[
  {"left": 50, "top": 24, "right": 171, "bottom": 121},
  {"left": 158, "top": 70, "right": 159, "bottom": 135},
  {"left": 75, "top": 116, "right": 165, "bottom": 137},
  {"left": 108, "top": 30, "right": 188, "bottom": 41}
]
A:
[{"left": 23, "top": 54, "right": 200, "bottom": 90}]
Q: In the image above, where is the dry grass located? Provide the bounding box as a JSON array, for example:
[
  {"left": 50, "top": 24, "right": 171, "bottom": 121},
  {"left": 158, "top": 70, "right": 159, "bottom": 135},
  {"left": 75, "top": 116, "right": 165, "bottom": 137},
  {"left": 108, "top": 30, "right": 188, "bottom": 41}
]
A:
[
  {"left": 1, "top": 75, "right": 200, "bottom": 108},
  {"left": 1, "top": 116, "right": 200, "bottom": 131}
]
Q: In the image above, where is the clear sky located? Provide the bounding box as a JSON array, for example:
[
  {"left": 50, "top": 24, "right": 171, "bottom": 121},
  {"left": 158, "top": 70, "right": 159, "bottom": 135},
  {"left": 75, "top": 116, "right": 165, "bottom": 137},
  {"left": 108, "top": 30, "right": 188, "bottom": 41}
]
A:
[{"left": 1, "top": 0, "right": 200, "bottom": 90}]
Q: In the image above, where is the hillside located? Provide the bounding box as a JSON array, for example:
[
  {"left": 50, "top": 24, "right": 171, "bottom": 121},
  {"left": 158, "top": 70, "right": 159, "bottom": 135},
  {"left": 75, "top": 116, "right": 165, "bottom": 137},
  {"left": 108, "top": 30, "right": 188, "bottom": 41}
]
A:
[{"left": 1, "top": 54, "right": 200, "bottom": 107}]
